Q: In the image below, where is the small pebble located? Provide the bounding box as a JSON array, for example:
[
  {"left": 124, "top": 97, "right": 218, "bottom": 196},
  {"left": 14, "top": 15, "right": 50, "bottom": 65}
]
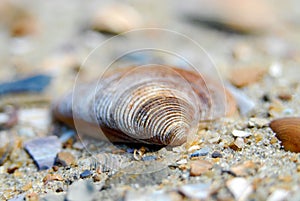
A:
[
  {"left": 93, "top": 174, "right": 101, "bottom": 182},
  {"left": 80, "top": 170, "right": 93, "bottom": 179},
  {"left": 56, "top": 187, "right": 64, "bottom": 193},
  {"left": 232, "top": 130, "right": 252, "bottom": 138},
  {"left": 211, "top": 151, "right": 222, "bottom": 158},
  {"left": 176, "top": 158, "right": 188, "bottom": 165},
  {"left": 278, "top": 93, "right": 292, "bottom": 101},
  {"left": 190, "top": 147, "right": 210, "bottom": 157},
  {"left": 269, "top": 62, "right": 282, "bottom": 78},
  {"left": 283, "top": 108, "right": 294, "bottom": 115},
  {"left": 230, "top": 161, "right": 256, "bottom": 176},
  {"left": 234, "top": 137, "right": 245, "bottom": 149},
  {"left": 56, "top": 151, "right": 76, "bottom": 166},
  {"left": 248, "top": 118, "right": 269, "bottom": 128},
  {"left": 24, "top": 136, "right": 61, "bottom": 170},
  {"left": 179, "top": 183, "right": 210, "bottom": 200},
  {"left": 188, "top": 145, "right": 201, "bottom": 152},
  {"left": 52, "top": 166, "right": 59, "bottom": 172},
  {"left": 190, "top": 160, "right": 213, "bottom": 176},
  {"left": 43, "top": 174, "right": 64, "bottom": 184}
]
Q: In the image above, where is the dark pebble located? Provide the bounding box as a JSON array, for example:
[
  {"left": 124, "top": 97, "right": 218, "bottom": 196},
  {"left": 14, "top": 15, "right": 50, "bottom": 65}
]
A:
[
  {"left": 211, "top": 151, "right": 222, "bottom": 158},
  {"left": 80, "top": 170, "right": 93, "bottom": 179},
  {"left": 261, "top": 94, "right": 271, "bottom": 102},
  {"left": 56, "top": 187, "right": 64, "bottom": 193},
  {"left": 190, "top": 147, "right": 210, "bottom": 158},
  {"left": 93, "top": 174, "right": 101, "bottom": 182}
]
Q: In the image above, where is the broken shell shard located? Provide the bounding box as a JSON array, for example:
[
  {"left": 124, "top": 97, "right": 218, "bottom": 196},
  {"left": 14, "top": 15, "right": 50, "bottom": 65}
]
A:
[
  {"left": 53, "top": 65, "right": 236, "bottom": 146},
  {"left": 270, "top": 117, "right": 300, "bottom": 153}
]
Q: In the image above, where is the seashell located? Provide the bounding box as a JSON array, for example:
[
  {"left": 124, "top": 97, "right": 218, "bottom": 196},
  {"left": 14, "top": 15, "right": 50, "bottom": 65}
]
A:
[
  {"left": 53, "top": 65, "right": 236, "bottom": 146},
  {"left": 269, "top": 117, "right": 300, "bottom": 153}
]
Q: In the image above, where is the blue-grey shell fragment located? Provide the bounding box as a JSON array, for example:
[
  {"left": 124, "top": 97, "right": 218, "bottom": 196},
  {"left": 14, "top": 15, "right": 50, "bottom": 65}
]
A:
[{"left": 24, "top": 136, "right": 61, "bottom": 170}]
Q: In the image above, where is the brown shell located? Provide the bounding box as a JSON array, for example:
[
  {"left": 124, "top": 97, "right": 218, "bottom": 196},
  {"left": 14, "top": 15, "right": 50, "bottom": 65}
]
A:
[
  {"left": 270, "top": 117, "right": 300, "bottom": 152},
  {"left": 53, "top": 65, "right": 236, "bottom": 146}
]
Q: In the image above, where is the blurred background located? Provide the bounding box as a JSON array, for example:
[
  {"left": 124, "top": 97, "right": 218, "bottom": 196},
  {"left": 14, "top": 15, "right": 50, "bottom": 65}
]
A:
[{"left": 1, "top": 0, "right": 300, "bottom": 96}]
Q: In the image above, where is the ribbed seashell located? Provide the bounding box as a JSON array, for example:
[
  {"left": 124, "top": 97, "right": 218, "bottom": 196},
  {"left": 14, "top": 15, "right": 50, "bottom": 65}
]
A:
[
  {"left": 53, "top": 65, "right": 236, "bottom": 146},
  {"left": 270, "top": 117, "right": 300, "bottom": 153}
]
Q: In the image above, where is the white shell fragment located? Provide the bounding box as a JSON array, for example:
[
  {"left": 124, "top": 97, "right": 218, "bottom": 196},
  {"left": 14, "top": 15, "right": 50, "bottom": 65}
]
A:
[
  {"left": 179, "top": 183, "right": 210, "bottom": 200},
  {"left": 248, "top": 118, "right": 269, "bottom": 128},
  {"left": 266, "top": 189, "right": 289, "bottom": 201},
  {"left": 232, "top": 130, "right": 252, "bottom": 138},
  {"left": 226, "top": 177, "right": 253, "bottom": 201}
]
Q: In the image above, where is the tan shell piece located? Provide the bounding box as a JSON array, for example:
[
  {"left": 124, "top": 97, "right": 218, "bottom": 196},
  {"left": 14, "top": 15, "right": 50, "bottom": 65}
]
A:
[{"left": 270, "top": 117, "right": 300, "bottom": 153}]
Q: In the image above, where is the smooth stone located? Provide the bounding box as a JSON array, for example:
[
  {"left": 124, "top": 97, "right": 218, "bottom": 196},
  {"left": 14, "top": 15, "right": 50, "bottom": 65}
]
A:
[
  {"left": 80, "top": 170, "right": 93, "bottom": 179},
  {"left": 190, "top": 160, "right": 213, "bottom": 176},
  {"left": 56, "top": 151, "right": 76, "bottom": 166}
]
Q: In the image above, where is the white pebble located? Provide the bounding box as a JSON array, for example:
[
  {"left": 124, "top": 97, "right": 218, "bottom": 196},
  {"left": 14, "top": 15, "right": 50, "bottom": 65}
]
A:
[
  {"left": 269, "top": 62, "right": 282, "bottom": 78},
  {"left": 234, "top": 137, "right": 245, "bottom": 148},
  {"left": 232, "top": 130, "right": 252, "bottom": 138}
]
